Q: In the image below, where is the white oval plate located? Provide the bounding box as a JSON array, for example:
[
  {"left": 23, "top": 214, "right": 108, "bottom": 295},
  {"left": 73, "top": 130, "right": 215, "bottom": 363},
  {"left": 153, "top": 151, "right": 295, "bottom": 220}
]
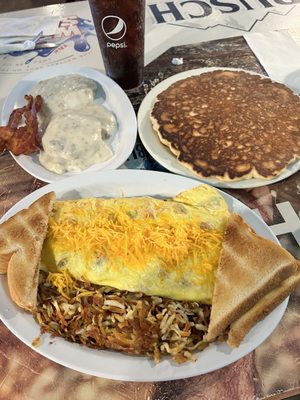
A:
[
  {"left": 1, "top": 65, "right": 137, "bottom": 183},
  {"left": 0, "top": 170, "right": 288, "bottom": 381},
  {"left": 137, "top": 67, "right": 300, "bottom": 189}
]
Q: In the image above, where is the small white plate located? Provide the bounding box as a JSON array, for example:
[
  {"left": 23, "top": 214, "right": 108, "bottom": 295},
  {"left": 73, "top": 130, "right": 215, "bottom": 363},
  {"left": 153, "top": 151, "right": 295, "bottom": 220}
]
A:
[
  {"left": 1, "top": 65, "right": 137, "bottom": 183},
  {"left": 0, "top": 170, "right": 288, "bottom": 382},
  {"left": 137, "top": 67, "right": 300, "bottom": 189}
]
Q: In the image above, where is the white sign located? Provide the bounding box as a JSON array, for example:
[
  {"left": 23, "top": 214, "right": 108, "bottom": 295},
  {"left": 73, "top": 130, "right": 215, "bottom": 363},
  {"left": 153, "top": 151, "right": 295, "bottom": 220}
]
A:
[{"left": 145, "top": 0, "right": 300, "bottom": 62}]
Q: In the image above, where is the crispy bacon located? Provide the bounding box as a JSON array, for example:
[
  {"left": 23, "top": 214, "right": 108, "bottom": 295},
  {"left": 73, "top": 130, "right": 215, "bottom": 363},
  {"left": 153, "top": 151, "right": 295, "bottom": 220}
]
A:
[
  {"left": 0, "top": 137, "right": 7, "bottom": 153},
  {"left": 0, "top": 95, "right": 42, "bottom": 155},
  {"left": 0, "top": 126, "right": 14, "bottom": 152}
]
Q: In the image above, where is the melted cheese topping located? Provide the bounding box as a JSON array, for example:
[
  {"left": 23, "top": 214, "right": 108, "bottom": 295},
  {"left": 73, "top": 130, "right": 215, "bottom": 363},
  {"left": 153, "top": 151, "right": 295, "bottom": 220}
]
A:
[{"left": 41, "top": 185, "right": 228, "bottom": 303}]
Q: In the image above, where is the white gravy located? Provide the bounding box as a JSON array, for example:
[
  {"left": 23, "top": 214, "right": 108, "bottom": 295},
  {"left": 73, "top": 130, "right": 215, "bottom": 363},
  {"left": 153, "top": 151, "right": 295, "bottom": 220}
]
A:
[{"left": 33, "top": 75, "right": 117, "bottom": 174}]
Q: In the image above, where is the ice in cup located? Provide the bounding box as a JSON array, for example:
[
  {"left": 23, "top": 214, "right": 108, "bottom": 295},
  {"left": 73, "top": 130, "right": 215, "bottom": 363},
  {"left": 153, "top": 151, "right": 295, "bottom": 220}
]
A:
[{"left": 88, "top": 0, "right": 145, "bottom": 90}]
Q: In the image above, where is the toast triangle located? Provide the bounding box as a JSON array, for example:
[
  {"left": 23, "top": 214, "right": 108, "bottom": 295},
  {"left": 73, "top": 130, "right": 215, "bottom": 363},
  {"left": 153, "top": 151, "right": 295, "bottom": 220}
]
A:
[
  {"left": 205, "top": 213, "right": 298, "bottom": 342},
  {"left": 0, "top": 192, "right": 55, "bottom": 310},
  {"left": 227, "top": 265, "right": 300, "bottom": 347}
]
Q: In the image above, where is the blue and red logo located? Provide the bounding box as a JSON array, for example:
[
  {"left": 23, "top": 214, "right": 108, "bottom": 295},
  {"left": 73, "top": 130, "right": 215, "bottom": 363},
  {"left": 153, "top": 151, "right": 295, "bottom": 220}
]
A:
[{"left": 7, "top": 16, "right": 95, "bottom": 64}]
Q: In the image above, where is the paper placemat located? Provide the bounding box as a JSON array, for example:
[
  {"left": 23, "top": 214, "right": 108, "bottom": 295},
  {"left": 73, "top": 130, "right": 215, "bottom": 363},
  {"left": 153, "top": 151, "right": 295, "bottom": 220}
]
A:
[{"left": 244, "top": 28, "right": 300, "bottom": 93}]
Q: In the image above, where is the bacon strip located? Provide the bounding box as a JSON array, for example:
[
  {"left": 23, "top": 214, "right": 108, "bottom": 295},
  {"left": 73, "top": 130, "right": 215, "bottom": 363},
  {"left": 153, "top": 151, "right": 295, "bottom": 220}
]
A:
[{"left": 0, "top": 95, "right": 43, "bottom": 155}]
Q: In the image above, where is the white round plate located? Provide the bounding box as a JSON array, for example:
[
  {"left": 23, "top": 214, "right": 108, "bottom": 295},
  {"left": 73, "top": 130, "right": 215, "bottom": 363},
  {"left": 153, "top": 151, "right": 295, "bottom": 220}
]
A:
[
  {"left": 137, "top": 67, "right": 300, "bottom": 189},
  {"left": 1, "top": 65, "right": 137, "bottom": 183},
  {"left": 0, "top": 170, "right": 288, "bottom": 381}
]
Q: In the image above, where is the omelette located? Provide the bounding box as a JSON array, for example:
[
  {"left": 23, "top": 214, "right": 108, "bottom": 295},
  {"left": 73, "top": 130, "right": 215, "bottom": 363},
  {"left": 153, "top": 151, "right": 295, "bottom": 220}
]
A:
[{"left": 40, "top": 185, "right": 228, "bottom": 304}]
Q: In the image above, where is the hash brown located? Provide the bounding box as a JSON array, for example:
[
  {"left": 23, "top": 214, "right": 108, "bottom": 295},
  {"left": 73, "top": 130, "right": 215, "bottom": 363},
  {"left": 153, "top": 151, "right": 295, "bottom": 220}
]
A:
[{"left": 150, "top": 70, "right": 300, "bottom": 182}]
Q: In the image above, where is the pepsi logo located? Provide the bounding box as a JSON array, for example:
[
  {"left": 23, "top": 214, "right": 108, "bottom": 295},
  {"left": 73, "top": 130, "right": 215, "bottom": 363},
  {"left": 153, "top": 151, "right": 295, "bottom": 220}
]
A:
[{"left": 101, "top": 16, "right": 127, "bottom": 41}]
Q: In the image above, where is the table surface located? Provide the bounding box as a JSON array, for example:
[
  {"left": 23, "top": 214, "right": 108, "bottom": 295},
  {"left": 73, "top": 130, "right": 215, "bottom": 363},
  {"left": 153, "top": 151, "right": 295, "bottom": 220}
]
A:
[{"left": 0, "top": 2, "right": 299, "bottom": 400}]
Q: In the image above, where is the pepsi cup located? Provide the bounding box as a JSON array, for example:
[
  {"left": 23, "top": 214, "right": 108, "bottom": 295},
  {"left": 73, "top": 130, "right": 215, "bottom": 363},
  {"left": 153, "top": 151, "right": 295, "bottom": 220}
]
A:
[{"left": 88, "top": 0, "right": 145, "bottom": 90}]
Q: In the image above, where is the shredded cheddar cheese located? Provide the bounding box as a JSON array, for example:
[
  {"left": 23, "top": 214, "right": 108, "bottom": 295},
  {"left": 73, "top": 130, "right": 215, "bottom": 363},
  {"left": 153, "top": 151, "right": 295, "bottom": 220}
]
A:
[
  {"left": 48, "top": 201, "right": 221, "bottom": 270},
  {"left": 41, "top": 186, "right": 228, "bottom": 303},
  {"left": 47, "top": 269, "right": 75, "bottom": 299}
]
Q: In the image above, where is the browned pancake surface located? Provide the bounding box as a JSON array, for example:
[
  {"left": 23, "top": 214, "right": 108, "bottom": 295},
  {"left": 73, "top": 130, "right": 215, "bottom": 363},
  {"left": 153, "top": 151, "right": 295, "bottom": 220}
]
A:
[{"left": 151, "top": 70, "right": 300, "bottom": 181}]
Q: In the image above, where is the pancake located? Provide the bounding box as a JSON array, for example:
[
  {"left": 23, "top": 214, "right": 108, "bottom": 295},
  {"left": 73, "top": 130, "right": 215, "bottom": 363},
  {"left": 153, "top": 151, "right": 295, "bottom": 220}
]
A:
[{"left": 150, "top": 70, "right": 300, "bottom": 182}]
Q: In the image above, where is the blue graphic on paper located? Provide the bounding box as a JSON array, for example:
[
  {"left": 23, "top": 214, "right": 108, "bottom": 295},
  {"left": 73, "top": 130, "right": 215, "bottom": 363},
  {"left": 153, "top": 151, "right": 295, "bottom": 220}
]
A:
[
  {"left": 8, "top": 17, "right": 95, "bottom": 64},
  {"left": 124, "top": 137, "right": 168, "bottom": 172}
]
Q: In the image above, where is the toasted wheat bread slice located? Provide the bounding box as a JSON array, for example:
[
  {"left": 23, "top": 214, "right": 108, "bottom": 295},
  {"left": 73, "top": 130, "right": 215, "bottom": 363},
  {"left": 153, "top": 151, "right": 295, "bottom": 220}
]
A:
[
  {"left": 0, "top": 192, "right": 55, "bottom": 310},
  {"left": 205, "top": 213, "right": 298, "bottom": 342},
  {"left": 227, "top": 265, "right": 300, "bottom": 347}
]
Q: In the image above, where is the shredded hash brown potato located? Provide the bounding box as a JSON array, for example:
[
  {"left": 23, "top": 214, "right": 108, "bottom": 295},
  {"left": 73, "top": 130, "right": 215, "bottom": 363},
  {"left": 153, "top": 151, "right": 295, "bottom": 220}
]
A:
[{"left": 35, "top": 271, "right": 212, "bottom": 364}]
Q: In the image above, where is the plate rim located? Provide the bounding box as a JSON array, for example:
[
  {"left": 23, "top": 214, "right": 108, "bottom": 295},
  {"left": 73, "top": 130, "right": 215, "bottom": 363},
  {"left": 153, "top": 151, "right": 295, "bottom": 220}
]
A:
[
  {"left": 1, "top": 64, "right": 137, "bottom": 183},
  {"left": 0, "top": 170, "right": 288, "bottom": 381},
  {"left": 137, "top": 66, "right": 300, "bottom": 189}
]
